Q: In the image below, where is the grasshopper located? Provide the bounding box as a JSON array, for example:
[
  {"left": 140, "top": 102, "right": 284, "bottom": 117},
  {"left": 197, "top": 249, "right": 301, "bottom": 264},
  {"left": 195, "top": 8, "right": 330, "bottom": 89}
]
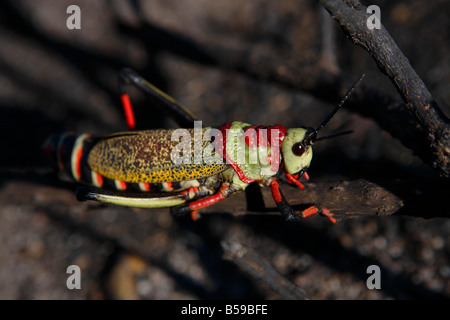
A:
[{"left": 44, "top": 69, "right": 363, "bottom": 223}]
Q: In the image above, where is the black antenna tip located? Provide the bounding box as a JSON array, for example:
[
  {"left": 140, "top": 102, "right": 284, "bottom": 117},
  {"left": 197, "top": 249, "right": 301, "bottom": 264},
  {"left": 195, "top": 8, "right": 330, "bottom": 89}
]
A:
[
  {"left": 314, "top": 74, "right": 365, "bottom": 135},
  {"left": 314, "top": 130, "right": 353, "bottom": 142}
]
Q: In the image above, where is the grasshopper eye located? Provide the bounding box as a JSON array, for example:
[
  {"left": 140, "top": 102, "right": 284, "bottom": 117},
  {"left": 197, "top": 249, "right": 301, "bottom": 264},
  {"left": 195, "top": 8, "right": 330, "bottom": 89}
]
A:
[{"left": 292, "top": 142, "right": 305, "bottom": 157}]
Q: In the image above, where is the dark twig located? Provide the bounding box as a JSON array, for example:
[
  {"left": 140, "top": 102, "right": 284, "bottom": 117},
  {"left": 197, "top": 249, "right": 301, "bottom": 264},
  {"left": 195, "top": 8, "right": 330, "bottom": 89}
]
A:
[
  {"left": 199, "top": 178, "right": 450, "bottom": 220},
  {"left": 221, "top": 241, "right": 311, "bottom": 300},
  {"left": 316, "top": 0, "right": 450, "bottom": 177}
]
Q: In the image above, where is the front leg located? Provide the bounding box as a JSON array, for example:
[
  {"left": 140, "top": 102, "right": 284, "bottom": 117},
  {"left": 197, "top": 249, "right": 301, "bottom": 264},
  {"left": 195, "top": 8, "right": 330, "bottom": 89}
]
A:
[
  {"left": 269, "top": 179, "right": 300, "bottom": 222},
  {"left": 269, "top": 179, "right": 336, "bottom": 223}
]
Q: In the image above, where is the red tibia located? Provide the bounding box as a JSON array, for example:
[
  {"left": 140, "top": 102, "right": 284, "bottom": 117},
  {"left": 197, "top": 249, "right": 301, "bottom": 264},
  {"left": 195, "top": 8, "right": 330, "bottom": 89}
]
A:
[
  {"left": 303, "top": 172, "right": 310, "bottom": 180},
  {"left": 120, "top": 93, "right": 136, "bottom": 131},
  {"left": 270, "top": 179, "right": 283, "bottom": 203},
  {"left": 191, "top": 210, "right": 200, "bottom": 221},
  {"left": 302, "top": 205, "right": 336, "bottom": 224},
  {"left": 188, "top": 185, "right": 228, "bottom": 211},
  {"left": 281, "top": 163, "right": 309, "bottom": 190},
  {"left": 321, "top": 208, "right": 336, "bottom": 224},
  {"left": 284, "top": 172, "right": 305, "bottom": 189},
  {"left": 301, "top": 206, "right": 319, "bottom": 218}
]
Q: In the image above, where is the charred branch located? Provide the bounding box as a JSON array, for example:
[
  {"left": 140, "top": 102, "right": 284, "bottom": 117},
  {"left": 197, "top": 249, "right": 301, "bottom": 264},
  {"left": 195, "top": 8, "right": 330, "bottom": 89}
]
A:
[
  {"left": 199, "top": 179, "right": 449, "bottom": 221},
  {"left": 316, "top": 0, "right": 450, "bottom": 177}
]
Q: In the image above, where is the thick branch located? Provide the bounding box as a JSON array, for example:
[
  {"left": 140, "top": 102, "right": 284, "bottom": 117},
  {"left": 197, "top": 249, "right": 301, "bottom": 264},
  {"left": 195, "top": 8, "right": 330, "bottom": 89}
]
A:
[
  {"left": 222, "top": 241, "right": 311, "bottom": 300},
  {"left": 200, "top": 179, "right": 449, "bottom": 221}
]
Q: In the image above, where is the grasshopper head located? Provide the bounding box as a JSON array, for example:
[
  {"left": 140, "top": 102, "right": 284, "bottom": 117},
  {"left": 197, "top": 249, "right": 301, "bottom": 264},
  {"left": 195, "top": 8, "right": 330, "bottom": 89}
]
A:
[
  {"left": 280, "top": 74, "right": 365, "bottom": 175},
  {"left": 281, "top": 127, "right": 315, "bottom": 175}
]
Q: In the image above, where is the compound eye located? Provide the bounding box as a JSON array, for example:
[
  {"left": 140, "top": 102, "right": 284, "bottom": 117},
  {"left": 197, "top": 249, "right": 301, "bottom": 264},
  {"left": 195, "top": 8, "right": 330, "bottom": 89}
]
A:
[{"left": 292, "top": 142, "right": 305, "bottom": 157}]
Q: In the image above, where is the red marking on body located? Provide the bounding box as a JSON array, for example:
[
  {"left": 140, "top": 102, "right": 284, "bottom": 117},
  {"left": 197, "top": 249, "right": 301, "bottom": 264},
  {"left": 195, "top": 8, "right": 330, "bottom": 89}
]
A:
[
  {"left": 243, "top": 125, "right": 286, "bottom": 148},
  {"left": 142, "top": 182, "right": 150, "bottom": 191},
  {"left": 75, "top": 147, "right": 83, "bottom": 180},
  {"left": 121, "top": 93, "right": 136, "bottom": 131},
  {"left": 230, "top": 163, "right": 258, "bottom": 184},
  {"left": 214, "top": 123, "right": 287, "bottom": 184},
  {"left": 166, "top": 181, "right": 173, "bottom": 189},
  {"left": 243, "top": 124, "right": 286, "bottom": 173},
  {"left": 119, "top": 180, "right": 127, "bottom": 190},
  {"left": 213, "top": 123, "right": 258, "bottom": 184},
  {"left": 96, "top": 173, "right": 103, "bottom": 188}
]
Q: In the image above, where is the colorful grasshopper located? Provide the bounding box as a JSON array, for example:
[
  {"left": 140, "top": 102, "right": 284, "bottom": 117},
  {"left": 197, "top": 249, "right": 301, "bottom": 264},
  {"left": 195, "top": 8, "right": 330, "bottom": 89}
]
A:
[{"left": 44, "top": 69, "right": 363, "bottom": 223}]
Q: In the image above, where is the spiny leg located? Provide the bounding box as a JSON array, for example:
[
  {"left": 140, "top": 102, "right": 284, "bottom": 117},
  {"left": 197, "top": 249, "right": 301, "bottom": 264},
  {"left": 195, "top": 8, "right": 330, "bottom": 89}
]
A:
[{"left": 118, "top": 68, "right": 198, "bottom": 129}]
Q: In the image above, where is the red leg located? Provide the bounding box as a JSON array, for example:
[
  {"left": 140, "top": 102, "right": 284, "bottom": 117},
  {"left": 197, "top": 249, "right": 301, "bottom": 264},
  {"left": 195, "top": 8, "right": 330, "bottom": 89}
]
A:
[
  {"left": 321, "top": 208, "right": 336, "bottom": 223},
  {"left": 270, "top": 179, "right": 298, "bottom": 222},
  {"left": 120, "top": 93, "right": 136, "bottom": 131},
  {"left": 170, "top": 185, "right": 229, "bottom": 220},
  {"left": 301, "top": 206, "right": 318, "bottom": 218},
  {"left": 301, "top": 205, "right": 336, "bottom": 223},
  {"left": 190, "top": 210, "right": 200, "bottom": 221},
  {"left": 188, "top": 185, "right": 227, "bottom": 211},
  {"left": 284, "top": 172, "right": 305, "bottom": 189},
  {"left": 270, "top": 179, "right": 336, "bottom": 223}
]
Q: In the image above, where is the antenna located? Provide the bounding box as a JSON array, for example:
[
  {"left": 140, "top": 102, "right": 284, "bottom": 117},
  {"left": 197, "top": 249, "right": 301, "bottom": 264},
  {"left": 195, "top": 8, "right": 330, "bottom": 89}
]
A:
[
  {"left": 314, "top": 130, "right": 353, "bottom": 142},
  {"left": 305, "top": 73, "right": 365, "bottom": 145}
]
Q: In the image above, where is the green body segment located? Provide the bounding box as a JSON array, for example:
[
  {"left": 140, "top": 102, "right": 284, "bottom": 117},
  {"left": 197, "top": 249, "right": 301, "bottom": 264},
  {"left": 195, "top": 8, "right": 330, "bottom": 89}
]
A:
[
  {"left": 224, "top": 121, "right": 280, "bottom": 181},
  {"left": 87, "top": 128, "right": 229, "bottom": 183}
]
